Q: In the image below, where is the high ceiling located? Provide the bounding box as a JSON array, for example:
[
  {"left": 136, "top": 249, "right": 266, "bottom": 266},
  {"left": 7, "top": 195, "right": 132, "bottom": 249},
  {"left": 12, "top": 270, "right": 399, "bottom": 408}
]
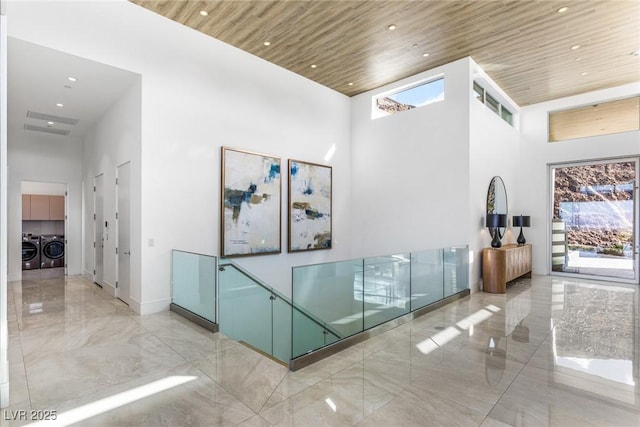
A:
[
  {"left": 8, "top": 38, "right": 140, "bottom": 140},
  {"left": 131, "top": 0, "right": 640, "bottom": 106}
]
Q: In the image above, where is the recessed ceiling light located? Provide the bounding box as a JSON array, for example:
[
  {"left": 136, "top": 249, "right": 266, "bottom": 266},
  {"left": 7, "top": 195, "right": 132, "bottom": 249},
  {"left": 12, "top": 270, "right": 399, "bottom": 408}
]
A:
[
  {"left": 422, "top": 53, "right": 430, "bottom": 57},
  {"left": 56, "top": 103, "right": 63, "bottom": 107},
  {"left": 348, "top": 82, "right": 354, "bottom": 86},
  {"left": 387, "top": 24, "right": 396, "bottom": 31},
  {"left": 67, "top": 76, "right": 77, "bottom": 82},
  {"left": 632, "top": 50, "right": 640, "bottom": 56},
  {"left": 556, "top": 6, "right": 568, "bottom": 13},
  {"left": 575, "top": 57, "right": 582, "bottom": 61},
  {"left": 580, "top": 72, "right": 588, "bottom": 76},
  {"left": 412, "top": 44, "right": 418, "bottom": 48},
  {"left": 263, "top": 41, "right": 271, "bottom": 46},
  {"left": 47, "top": 121, "right": 54, "bottom": 125},
  {"left": 571, "top": 45, "right": 581, "bottom": 50},
  {"left": 200, "top": 10, "right": 208, "bottom": 16},
  {"left": 310, "top": 64, "right": 317, "bottom": 69}
]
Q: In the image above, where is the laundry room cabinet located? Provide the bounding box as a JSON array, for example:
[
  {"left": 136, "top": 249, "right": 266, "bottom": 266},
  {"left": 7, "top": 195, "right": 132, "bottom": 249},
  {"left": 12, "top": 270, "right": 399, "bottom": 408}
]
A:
[
  {"left": 49, "top": 196, "right": 65, "bottom": 220},
  {"left": 22, "top": 194, "right": 65, "bottom": 220},
  {"left": 22, "top": 194, "right": 31, "bottom": 220}
]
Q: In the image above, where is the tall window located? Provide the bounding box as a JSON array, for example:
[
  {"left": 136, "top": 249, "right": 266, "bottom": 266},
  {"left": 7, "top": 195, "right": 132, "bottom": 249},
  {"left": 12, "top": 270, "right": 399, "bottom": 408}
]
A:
[{"left": 550, "top": 159, "right": 638, "bottom": 281}]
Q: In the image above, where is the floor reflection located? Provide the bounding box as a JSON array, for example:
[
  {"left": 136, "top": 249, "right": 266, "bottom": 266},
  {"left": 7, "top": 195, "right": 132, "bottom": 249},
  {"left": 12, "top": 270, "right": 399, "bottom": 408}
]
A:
[
  {"left": 551, "top": 281, "right": 637, "bottom": 404},
  {"left": 5, "top": 272, "right": 639, "bottom": 426}
]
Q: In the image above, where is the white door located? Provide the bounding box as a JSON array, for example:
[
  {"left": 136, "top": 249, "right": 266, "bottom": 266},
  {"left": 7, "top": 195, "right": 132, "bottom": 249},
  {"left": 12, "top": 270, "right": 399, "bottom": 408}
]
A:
[
  {"left": 94, "top": 174, "right": 104, "bottom": 286},
  {"left": 116, "top": 162, "right": 131, "bottom": 305}
]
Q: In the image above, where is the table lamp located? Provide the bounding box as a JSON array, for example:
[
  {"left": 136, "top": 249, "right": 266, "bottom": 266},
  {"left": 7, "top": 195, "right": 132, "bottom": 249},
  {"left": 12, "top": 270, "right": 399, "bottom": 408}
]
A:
[
  {"left": 512, "top": 215, "right": 530, "bottom": 245},
  {"left": 486, "top": 213, "right": 507, "bottom": 248}
]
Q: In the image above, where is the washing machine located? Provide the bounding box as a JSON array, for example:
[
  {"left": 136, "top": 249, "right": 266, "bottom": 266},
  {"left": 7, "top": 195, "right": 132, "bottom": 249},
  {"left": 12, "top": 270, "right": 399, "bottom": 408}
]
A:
[
  {"left": 40, "top": 235, "right": 65, "bottom": 268},
  {"left": 22, "top": 235, "right": 41, "bottom": 270}
]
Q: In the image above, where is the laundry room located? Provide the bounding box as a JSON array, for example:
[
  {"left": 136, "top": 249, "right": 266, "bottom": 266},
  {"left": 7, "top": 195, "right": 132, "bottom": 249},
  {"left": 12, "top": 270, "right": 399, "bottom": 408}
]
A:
[{"left": 21, "top": 181, "right": 66, "bottom": 275}]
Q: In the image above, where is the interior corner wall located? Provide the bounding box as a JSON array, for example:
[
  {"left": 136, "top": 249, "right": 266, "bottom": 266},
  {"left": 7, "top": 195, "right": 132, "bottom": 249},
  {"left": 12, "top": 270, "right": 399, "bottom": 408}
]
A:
[
  {"left": 350, "top": 58, "right": 471, "bottom": 256},
  {"left": 468, "top": 61, "right": 521, "bottom": 292},
  {"left": 519, "top": 82, "right": 640, "bottom": 275},
  {"left": 6, "top": 130, "right": 83, "bottom": 281},
  {"left": 8, "top": 1, "right": 351, "bottom": 311},
  {"left": 0, "top": 8, "right": 9, "bottom": 409},
  {"left": 82, "top": 77, "right": 141, "bottom": 305}
]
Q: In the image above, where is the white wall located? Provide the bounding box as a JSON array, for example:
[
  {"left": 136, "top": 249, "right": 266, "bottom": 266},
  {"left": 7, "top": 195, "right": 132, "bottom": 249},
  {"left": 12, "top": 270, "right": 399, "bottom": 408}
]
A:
[
  {"left": 1, "top": 8, "right": 10, "bottom": 409},
  {"left": 82, "top": 77, "right": 141, "bottom": 303},
  {"left": 21, "top": 181, "right": 66, "bottom": 195},
  {"left": 7, "top": 130, "right": 83, "bottom": 280},
  {"left": 350, "top": 57, "right": 522, "bottom": 293},
  {"left": 468, "top": 60, "right": 521, "bottom": 291},
  {"left": 350, "top": 58, "right": 471, "bottom": 257},
  {"left": 520, "top": 83, "right": 640, "bottom": 274},
  {"left": 136, "top": 27, "right": 351, "bottom": 308},
  {"left": 7, "top": 0, "right": 351, "bottom": 311}
]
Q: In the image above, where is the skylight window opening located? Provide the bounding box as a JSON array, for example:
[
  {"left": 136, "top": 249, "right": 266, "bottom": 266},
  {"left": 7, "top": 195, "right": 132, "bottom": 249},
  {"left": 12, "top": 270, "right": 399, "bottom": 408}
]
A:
[
  {"left": 486, "top": 93, "right": 500, "bottom": 115},
  {"left": 548, "top": 95, "right": 640, "bottom": 142},
  {"left": 372, "top": 76, "right": 445, "bottom": 119},
  {"left": 501, "top": 106, "right": 513, "bottom": 125},
  {"left": 473, "top": 81, "right": 485, "bottom": 102},
  {"left": 473, "top": 80, "right": 515, "bottom": 127}
]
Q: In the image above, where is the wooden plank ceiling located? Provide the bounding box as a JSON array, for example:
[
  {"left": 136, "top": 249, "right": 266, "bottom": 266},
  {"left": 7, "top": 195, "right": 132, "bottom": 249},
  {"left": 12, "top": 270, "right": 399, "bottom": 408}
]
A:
[{"left": 131, "top": 0, "right": 640, "bottom": 106}]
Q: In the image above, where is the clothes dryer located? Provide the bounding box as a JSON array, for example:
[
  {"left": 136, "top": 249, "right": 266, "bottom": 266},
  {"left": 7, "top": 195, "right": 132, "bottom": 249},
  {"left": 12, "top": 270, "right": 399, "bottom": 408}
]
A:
[
  {"left": 40, "top": 235, "right": 65, "bottom": 268},
  {"left": 22, "top": 235, "right": 41, "bottom": 270}
]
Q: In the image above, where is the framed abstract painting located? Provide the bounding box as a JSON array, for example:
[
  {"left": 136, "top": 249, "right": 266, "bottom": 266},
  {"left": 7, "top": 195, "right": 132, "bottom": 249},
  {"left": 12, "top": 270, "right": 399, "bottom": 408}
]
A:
[
  {"left": 221, "top": 147, "right": 281, "bottom": 257},
  {"left": 288, "top": 159, "right": 332, "bottom": 252}
]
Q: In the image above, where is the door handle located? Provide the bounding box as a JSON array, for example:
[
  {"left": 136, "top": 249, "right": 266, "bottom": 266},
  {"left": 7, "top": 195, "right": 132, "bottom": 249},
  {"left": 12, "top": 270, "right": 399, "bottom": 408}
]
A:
[{"left": 123, "top": 251, "right": 131, "bottom": 255}]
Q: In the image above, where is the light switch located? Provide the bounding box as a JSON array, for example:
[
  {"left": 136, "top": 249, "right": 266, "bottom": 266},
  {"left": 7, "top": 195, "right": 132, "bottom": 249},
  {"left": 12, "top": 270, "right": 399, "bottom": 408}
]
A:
[{"left": 148, "top": 238, "right": 155, "bottom": 247}]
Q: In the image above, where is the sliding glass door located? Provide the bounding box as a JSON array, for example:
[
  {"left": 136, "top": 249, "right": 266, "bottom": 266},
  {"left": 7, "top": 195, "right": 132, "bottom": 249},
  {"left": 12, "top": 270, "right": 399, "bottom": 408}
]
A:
[{"left": 550, "top": 159, "right": 638, "bottom": 282}]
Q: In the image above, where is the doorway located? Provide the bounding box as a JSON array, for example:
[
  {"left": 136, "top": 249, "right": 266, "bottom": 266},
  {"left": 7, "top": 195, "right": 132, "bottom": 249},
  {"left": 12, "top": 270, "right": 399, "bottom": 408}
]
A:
[
  {"left": 116, "top": 162, "right": 131, "bottom": 305},
  {"left": 94, "top": 174, "right": 104, "bottom": 286},
  {"left": 550, "top": 159, "right": 639, "bottom": 282},
  {"left": 21, "top": 181, "right": 67, "bottom": 277}
]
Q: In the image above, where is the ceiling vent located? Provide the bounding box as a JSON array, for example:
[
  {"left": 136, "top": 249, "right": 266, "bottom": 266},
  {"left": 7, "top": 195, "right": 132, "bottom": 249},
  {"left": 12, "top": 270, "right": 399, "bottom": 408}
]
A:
[
  {"left": 26, "top": 111, "right": 79, "bottom": 126},
  {"left": 24, "top": 124, "right": 70, "bottom": 136}
]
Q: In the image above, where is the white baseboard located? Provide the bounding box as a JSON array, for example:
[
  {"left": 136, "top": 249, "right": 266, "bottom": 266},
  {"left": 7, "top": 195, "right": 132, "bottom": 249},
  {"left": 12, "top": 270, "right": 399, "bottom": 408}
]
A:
[
  {"left": 137, "top": 297, "right": 171, "bottom": 315},
  {"left": 470, "top": 280, "right": 481, "bottom": 293},
  {"left": 100, "top": 283, "right": 117, "bottom": 298},
  {"left": 128, "top": 297, "right": 142, "bottom": 314}
]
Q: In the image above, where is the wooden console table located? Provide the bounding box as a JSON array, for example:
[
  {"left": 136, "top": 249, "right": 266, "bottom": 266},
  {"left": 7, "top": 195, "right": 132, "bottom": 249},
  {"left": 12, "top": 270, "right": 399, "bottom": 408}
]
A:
[{"left": 482, "top": 244, "right": 532, "bottom": 293}]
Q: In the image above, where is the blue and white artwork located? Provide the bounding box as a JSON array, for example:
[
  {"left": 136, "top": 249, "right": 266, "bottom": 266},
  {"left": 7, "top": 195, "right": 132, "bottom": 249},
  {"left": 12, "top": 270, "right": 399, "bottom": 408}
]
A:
[
  {"left": 222, "top": 147, "right": 281, "bottom": 257},
  {"left": 288, "top": 160, "right": 332, "bottom": 252}
]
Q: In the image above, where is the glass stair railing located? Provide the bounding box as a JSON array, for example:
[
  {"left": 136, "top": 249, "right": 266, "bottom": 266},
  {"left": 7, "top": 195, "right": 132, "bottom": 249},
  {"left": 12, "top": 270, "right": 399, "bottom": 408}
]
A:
[
  {"left": 218, "top": 260, "right": 340, "bottom": 364},
  {"left": 171, "top": 245, "right": 470, "bottom": 369},
  {"left": 170, "top": 250, "right": 218, "bottom": 332},
  {"left": 290, "top": 246, "right": 470, "bottom": 363}
]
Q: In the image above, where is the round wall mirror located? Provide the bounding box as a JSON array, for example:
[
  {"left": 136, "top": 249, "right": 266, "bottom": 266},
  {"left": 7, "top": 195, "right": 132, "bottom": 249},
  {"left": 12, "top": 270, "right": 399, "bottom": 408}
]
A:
[{"left": 487, "top": 176, "right": 508, "bottom": 239}]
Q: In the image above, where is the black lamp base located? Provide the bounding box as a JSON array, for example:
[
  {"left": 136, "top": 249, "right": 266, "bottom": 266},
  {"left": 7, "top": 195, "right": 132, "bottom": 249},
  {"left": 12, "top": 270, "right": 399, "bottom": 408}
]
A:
[
  {"left": 517, "top": 227, "right": 526, "bottom": 245},
  {"left": 491, "top": 230, "right": 502, "bottom": 248}
]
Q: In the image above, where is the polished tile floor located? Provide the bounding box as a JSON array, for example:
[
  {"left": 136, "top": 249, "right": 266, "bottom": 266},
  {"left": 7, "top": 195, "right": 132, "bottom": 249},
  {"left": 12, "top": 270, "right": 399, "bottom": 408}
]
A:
[{"left": 3, "top": 270, "right": 639, "bottom": 426}]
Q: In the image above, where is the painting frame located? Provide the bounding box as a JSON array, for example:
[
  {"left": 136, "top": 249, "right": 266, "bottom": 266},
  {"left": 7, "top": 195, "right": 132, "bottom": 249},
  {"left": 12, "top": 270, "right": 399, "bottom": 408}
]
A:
[
  {"left": 288, "top": 159, "right": 332, "bottom": 252},
  {"left": 221, "top": 146, "right": 282, "bottom": 257}
]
